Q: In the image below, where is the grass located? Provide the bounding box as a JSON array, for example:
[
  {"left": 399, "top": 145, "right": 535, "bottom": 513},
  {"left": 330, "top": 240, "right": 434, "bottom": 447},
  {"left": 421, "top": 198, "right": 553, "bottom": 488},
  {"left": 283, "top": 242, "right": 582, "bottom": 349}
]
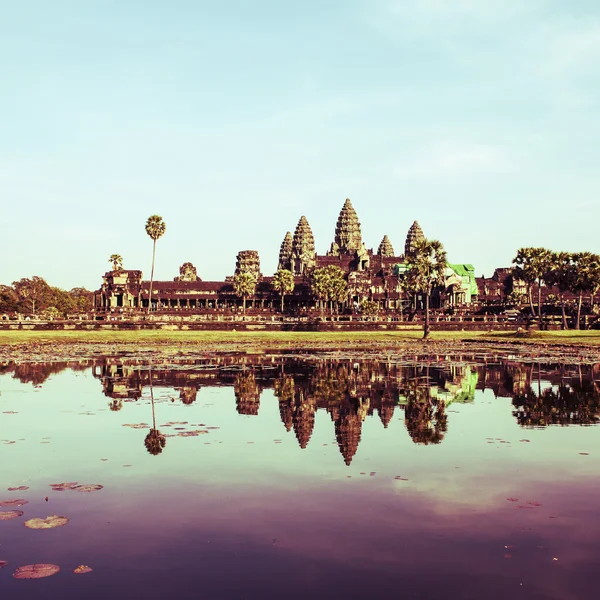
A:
[{"left": 1, "top": 329, "right": 600, "bottom": 347}]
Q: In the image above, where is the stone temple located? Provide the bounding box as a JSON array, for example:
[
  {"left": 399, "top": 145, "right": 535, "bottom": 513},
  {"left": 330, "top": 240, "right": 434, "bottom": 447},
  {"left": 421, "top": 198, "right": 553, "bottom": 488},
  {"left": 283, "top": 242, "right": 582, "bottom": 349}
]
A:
[{"left": 95, "top": 199, "right": 477, "bottom": 313}]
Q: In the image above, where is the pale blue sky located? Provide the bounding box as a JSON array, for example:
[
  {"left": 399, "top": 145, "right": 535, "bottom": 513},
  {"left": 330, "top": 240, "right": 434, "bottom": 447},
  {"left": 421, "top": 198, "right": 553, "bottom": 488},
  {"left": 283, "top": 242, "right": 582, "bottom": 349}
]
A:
[{"left": 1, "top": 0, "right": 599, "bottom": 290}]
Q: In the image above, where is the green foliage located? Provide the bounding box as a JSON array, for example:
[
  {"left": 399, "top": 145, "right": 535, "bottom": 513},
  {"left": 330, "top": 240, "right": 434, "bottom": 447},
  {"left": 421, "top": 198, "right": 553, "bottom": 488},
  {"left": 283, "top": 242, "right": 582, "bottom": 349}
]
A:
[
  {"left": 109, "top": 254, "right": 123, "bottom": 271},
  {"left": 359, "top": 299, "right": 379, "bottom": 316},
  {"left": 12, "top": 277, "right": 52, "bottom": 315},
  {"left": 310, "top": 265, "right": 348, "bottom": 304},
  {"left": 145, "top": 215, "right": 166, "bottom": 241},
  {"left": 233, "top": 271, "right": 257, "bottom": 313},
  {"left": 404, "top": 238, "right": 447, "bottom": 295},
  {"left": 272, "top": 268, "right": 294, "bottom": 311}
]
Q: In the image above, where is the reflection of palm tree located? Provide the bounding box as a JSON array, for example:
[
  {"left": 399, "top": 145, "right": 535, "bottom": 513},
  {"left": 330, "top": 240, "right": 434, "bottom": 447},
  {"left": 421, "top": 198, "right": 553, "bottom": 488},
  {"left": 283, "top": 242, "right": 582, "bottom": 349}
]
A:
[
  {"left": 403, "top": 375, "right": 448, "bottom": 445},
  {"left": 145, "top": 364, "right": 166, "bottom": 455},
  {"left": 108, "top": 399, "right": 122, "bottom": 412}
]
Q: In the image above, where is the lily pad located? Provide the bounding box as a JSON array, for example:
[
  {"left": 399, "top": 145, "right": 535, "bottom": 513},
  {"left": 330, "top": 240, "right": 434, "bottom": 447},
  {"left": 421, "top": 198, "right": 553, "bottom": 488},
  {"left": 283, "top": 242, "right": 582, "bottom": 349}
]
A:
[
  {"left": 0, "top": 510, "right": 24, "bottom": 521},
  {"left": 73, "top": 565, "right": 93, "bottom": 574},
  {"left": 24, "top": 515, "right": 69, "bottom": 530},
  {"left": 72, "top": 484, "right": 103, "bottom": 493},
  {"left": 7, "top": 486, "right": 29, "bottom": 492},
  {"left": 0, "top": 499, "right": 28, "bottom": 507},
  {"left": 13, "top": 564, "right": 60, "bottom": 579},
  {"left": 50, "top": 482, "right": 78, "bottom": 491},
  {"left": 0, "top": 560, "right": 7, "bottom": 568}
]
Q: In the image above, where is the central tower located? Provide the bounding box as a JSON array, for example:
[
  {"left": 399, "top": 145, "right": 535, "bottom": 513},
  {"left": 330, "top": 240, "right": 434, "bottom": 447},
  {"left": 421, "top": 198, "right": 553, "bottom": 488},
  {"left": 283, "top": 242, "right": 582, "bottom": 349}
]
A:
[{"left": 329, "top": 198, "right": 363, "bottom": 256}]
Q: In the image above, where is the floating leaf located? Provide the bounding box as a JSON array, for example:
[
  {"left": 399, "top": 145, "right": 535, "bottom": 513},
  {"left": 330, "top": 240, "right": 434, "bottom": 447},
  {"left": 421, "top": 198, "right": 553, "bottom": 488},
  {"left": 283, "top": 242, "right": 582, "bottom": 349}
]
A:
[
  {"left": 0, "top": 499, "right": 28, "bottom": 507},
  {"left": 73, "top": 565, "right": 93, "bottom": 574},
  {"left": 72, "top": 484, "right": 103, "bottom": 493},
  {"left": 7, "top": 486, "right": 29, "bottom": 492},
  {"left": 506, "top": 497, "right": 519, "bottom": 502},
  {"left": 0, "top": 560, "right": 7, "bottom": 568},
  {"left": 0, "top": 510, "right": 24, "bottom": 521},
  {"left": 24, "top": 515, "right": 69, "bottom": 530},
  {"left": 50, "top": 482, "right": 78, "bottom": 491},
  {"left": 13, "top": 564, "right": 60, "bottom": 579}
]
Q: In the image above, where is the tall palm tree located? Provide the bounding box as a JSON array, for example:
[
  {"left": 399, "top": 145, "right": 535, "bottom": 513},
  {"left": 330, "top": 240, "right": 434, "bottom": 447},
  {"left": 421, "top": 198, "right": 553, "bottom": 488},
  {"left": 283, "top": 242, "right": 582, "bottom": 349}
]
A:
[
  {"left": 573, "top": 252, "right": 600, "bottom": 330},
  {"left": 545, "top": 251, "right": 574, "bottom": 330},
  {"left": 233, "top": 271, "right": 257, "bottom": 314},
  {"left": 145, "top": 215, "right": 166, "bottom": 314},
  {"left": 272, "top": 268, "right": 295, "bottom": 312},
  {"left": 513, "top": 247, "right": 552, "bottom": 327},
  {"left": 108, "top": 254, "right": 123, "bottom": 271},
  {"left": 405, "top": 238, "right": 447, "bottom": 339}
]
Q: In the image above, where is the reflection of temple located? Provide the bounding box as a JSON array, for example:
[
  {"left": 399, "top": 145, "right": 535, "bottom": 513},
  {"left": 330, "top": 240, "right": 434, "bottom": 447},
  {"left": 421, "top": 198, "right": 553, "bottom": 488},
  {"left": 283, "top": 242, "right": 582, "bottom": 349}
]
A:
[{"left": 8, "top": 355, "right": 597, "bottom": 465}]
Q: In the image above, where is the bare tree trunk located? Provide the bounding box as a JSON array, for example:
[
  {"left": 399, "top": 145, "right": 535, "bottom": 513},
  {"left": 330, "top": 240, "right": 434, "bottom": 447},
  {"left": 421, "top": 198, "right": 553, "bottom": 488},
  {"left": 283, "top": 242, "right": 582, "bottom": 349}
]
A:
[
  {"left": 576, "top": 291, "right": 583, "bottom": 330},
  {"left": 559, "top": 292, "right": 568, "bottom": 330},
  {"left": 243, "top": 297, "right": 246, "bottom": 314},
  {"left": 423, "top": 292, "right": 431, "bottom": 339},
  {"left": 537, "top": 281, "right": 543, "bottom": 328},
  {"left": 147, "top": 239, "right": 156, "bottom": 315},
  {"left": 528, "top": 285, "right": 535, "bottom": 318},
  {"left": 281, "top": 294, "right": 284, "bottom": 312}
]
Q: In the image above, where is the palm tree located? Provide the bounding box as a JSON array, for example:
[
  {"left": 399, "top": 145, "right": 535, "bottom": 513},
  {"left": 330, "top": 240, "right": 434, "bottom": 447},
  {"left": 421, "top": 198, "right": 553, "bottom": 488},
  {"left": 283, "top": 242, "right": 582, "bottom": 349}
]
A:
[
  {"left": 545, "top": 252, "right": 574, "bottom": 330},
  {"left": 145, "top": 215, "right": 166, "bottom": 314},
  {"left": 573, "top": 252, "right": 600, "bottom": 330},
  {"left": 272, "top": 268, "right": 295, "bottom": 312},
  {"left": 405, "top": 238, "right": 447, "bottom": 339},
  {"left": 233, "top": 271, "right": 257, "bottom": 314},
  {"left": 108, "top": 254, "right": 123, "bottom": 271},
  {"left": 310, "top": 265, "right": 347, "bottom": 315},
  {"left": 513, "top": 247, "right": 552, "bottom": 326}
]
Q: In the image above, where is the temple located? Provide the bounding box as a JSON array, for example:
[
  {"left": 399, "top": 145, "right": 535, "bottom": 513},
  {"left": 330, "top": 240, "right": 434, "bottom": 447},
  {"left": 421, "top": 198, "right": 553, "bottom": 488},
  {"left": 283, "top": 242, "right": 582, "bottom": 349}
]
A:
[{"left": 95, "top": 198, "right": 478, "bottom": 314}]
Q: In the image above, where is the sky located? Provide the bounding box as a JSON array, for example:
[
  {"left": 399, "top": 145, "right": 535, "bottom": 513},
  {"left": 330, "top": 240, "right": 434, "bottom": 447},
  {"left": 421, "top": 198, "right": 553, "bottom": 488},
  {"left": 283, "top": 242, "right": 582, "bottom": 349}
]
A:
[{"left": 1, "top": 0, "right": 599, "bottom": 291}]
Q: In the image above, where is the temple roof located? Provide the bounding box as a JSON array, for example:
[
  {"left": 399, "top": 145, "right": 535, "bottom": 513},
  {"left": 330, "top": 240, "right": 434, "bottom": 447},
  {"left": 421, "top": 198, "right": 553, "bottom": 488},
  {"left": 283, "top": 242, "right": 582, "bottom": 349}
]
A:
[
  {"left": 330, "top": 198, "right": 362, "bottom": 256},
  {"left": 377, "top": 235, "right": 395, "bottom": 258}
]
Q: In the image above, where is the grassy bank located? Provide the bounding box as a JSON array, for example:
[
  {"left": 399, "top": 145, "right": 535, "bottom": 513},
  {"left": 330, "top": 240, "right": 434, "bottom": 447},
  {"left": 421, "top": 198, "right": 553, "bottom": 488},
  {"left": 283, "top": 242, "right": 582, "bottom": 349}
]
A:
[{"left": 1, "top": 329, "right": 600, "bottom": 347}]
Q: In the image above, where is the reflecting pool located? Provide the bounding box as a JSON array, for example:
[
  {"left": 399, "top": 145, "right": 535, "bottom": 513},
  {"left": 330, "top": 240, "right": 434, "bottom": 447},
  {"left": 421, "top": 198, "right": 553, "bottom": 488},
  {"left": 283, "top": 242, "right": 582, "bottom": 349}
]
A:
[{"left": 1, "top": 356, "right": 599, "bottom": 599}]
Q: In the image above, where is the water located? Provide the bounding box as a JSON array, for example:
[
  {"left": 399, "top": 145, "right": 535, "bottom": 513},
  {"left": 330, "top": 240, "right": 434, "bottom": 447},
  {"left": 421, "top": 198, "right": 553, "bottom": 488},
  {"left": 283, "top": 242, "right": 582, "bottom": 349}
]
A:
[{"left": 1, "top": 357, "right": 599, "bottom": 599}]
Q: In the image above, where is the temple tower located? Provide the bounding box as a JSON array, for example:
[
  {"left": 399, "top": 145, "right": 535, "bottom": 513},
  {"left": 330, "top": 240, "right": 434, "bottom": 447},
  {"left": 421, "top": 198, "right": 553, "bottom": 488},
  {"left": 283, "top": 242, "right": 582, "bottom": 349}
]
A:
[
  {"left": 329, "top": 198, "right": 363, "bottom": 256},
  {"left": 278, "top": 231, "right": 293, "bottom": 271},
  {"left": 234, "top": 250, "right": 262, "bottom": 281},
  {"left": 377, "top": 235, "right": 395, "bottom": 258},
  {"left": 291, "top": 216, "right": 316, "bottom": 275},
  {"left": 405, "top": 221, "right": 424, "bottom": 260}
]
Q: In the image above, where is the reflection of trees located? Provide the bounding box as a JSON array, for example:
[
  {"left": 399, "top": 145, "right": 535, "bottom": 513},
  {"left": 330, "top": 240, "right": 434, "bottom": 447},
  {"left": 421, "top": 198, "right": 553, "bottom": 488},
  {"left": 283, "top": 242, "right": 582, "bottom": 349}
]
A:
[
  {"left": 177, "top": 385, "right": 198, "bottom": 405},
  {"left": 108, "top": 399, "right": 123, "bottom": 412},
  {"left": 4, "top": 361, "right": 92, "bottom": 386},
  {"left": 145, "top": 365, "right": 166, "bottom": 456},
  {"left": 234, "top": 372, "right": 261, "bottom": 416},
  {"left": 404, "top": 396, "right": 447, "bottom": 445},
  {"left": 512, "top": 382, "right": 600, "bottom": 427}
]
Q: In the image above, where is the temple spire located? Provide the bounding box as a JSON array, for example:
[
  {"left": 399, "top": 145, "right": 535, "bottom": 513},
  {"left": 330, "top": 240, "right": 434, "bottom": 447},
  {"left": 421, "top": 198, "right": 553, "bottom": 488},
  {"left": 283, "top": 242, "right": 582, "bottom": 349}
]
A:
[
  {"left": 278, "top": 231, "right": 293, "bottom": 270},
  {"left": 291, "top": 216, "right": 316, "bottom": 274},
  {"left": 329, "top": 198, "right": 362, "bottom": 256},
  {"left": 405, "top": 221, "right": 424, "bottom": 260},
  {"left": 377, "top": 235, "right": 395, "bottom": 258}
]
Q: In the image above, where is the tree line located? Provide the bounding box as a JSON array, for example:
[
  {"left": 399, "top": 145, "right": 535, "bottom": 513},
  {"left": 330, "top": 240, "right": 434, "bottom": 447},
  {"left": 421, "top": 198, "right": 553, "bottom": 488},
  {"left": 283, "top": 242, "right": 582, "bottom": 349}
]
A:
[
  {"left": 0, "top": 276, "right": 93, "bottom": 318},
  {"left": 513, "top": 248, "right": 600, "bottom": 329}
]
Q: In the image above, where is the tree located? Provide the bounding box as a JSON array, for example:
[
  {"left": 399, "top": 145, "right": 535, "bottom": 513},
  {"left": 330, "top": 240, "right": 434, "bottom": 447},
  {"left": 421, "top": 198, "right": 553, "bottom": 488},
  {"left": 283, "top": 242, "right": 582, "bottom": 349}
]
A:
[
  {"left": 109, "top": 254, "right": 123, "bottom": 271},
  {"left": 545, "top": 252, "right": 575, "bottom": 330},
  {"left": 359, "top": 299, "right": 379, "bottom": 317},
  {"left": 272, "top": 268, "right": 294, "bottom": 312},
  {"left": 404, "top": 238, "right": 447, "bottom": 339},
  {"left": 572, "top": 252, "right": 600, "bottom": 330},
  {"left": 145, "top": 365, "right": 166, "bottom": 455},
  {"left": 12, "top": 276, "right": 52, "bottom": 315},
  {"left": 145, "top": 215, "right": 166, "bottom": 314},
  {"left": 310, "top": 265, "right": 348, "bottom": 314},
  {"left": 513, "top": 247, "right": 552, "bottom": 326},
  {"left": 0, "top": 285, "right": 19, "bottom": 314},
  {"left": 233, "top": 271, "right": 257, "bottom": 314}
]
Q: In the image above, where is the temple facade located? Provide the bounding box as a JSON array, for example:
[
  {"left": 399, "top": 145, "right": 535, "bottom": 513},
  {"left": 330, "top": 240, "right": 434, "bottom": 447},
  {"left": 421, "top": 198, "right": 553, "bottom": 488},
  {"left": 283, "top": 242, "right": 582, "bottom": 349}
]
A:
[{"left": 95, "top": 198, "right": 478, "bottom": 313}]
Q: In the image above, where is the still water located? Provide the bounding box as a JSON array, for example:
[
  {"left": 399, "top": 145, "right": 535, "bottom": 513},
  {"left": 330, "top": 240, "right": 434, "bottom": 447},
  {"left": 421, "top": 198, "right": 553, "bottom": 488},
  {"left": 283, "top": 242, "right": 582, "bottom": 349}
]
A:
[{"left": 1, "top": 356, "right": 599, "bottom": 599}]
